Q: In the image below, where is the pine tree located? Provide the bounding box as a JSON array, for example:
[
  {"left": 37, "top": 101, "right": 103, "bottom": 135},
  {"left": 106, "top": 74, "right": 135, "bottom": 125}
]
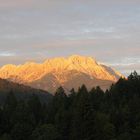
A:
[{"left": 71, "top": 85, "right": 95, "bottom": 140}]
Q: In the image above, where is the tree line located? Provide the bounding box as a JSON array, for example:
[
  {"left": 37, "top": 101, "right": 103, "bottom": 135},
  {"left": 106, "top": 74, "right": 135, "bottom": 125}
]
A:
[{"left": 0, "top": 71, "right": 140, "bottom": 140}]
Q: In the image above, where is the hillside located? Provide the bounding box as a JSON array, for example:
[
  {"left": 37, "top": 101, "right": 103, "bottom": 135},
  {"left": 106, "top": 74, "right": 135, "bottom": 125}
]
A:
[{"left": 0, "top": 78, "right": 52, "bottom": 104}]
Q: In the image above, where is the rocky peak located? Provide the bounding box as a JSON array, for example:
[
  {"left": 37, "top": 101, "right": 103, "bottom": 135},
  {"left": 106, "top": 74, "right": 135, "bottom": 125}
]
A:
[
  {"left": 68, "top": 55, "right": 97, "bottom": 65},
  {"left": 0, "top": 55, "right": 123, "bottom": 93}
]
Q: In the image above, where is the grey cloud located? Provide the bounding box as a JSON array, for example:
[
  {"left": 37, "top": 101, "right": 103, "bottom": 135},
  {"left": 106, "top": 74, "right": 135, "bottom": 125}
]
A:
[{"left": 0, "top": 0, "right": 139, "bottom": 76}]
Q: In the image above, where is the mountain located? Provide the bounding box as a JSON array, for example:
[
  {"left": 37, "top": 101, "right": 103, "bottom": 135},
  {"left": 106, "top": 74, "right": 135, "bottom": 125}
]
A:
[
  {"left": 0, "top": 78, "right": 52, "bottom": 104},
  {"left": 0, "top": 55, "right": 123, "bottom": 94}
]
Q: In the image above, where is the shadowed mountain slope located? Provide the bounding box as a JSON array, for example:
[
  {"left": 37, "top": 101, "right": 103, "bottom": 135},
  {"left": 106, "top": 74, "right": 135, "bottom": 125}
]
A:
[{"left": 0, "top": 78, "right": 52, "bottom": 104}]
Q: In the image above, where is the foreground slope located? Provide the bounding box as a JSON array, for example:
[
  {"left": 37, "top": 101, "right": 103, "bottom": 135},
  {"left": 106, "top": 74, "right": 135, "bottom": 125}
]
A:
[
  {"left": 0, "top": 78, "right": 52, "bottom": 104},
  {"left": 0, "top": 55, "right": 123, "bottom": 94}
]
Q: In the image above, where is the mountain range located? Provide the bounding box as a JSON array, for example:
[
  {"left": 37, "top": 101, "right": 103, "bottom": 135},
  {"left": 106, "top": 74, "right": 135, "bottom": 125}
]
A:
[{"left": 0, "top": 55, "right": 123, "bottom": 94}]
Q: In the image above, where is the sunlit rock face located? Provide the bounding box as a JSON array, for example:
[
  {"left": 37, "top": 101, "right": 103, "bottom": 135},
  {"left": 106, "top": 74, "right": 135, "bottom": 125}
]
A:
[{"left": 0, "top": 55, "right": 123, "bottom": 94}]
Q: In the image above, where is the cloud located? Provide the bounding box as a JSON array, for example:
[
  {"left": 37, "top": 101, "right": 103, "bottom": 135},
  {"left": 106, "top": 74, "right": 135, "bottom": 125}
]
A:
[
  {"left": 0, "top": 52, "right": 15, "bottom": 57},
  {"left": 0, "top": 0, "right": 139, "bottom": 77},
  {"left": 106, "top": 57, "right": 140, "bottom": 66},
  {"left": 0, "top": 0, "right": 34, "bottom": 8},
  {"left": 0, "top": 0, "right": 139, "bottom": 9},
  {"left": 105, "top": 57, "right": 140, "bottom": 76}
]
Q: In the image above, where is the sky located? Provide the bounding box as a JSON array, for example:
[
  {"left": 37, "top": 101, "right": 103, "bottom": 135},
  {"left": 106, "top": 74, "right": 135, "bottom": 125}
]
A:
[{"left": 0, "top": 0, "right": 140, "bottom": 76}]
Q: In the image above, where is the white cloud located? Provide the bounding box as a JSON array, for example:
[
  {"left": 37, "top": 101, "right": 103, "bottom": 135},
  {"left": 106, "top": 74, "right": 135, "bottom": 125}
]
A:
[
  {"left": 0, "top": 52, "right": 15, "bottom": 57},
  {"left": 109, "top": 57, "right": 140, "bottom": 66}
]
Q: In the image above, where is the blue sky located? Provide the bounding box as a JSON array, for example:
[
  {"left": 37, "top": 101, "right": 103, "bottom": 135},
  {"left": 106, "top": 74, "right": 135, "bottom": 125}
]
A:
[{"left": 0, "top": 0, "right": 140, "bottom": 75}]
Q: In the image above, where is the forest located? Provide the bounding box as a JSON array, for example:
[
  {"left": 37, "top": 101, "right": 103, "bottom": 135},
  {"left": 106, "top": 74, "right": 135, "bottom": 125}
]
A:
[{"left": 0, "top": 71, "right": 140, "bottom": 140}]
